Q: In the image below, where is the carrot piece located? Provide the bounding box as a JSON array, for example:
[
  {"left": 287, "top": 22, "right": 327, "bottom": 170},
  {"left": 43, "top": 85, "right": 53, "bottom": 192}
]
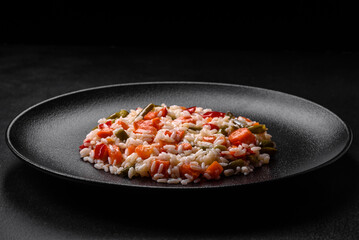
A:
[
  {"left": 97, "top": 129, "right": 113, "bottom": 138},
  {"left": 177, "top": 116, "right": 196, "bottom": 124},
  {"left": 144, "top": 111, "right": 158, "bottom": 120},
  {"left": 180, "top": 163, "right": 201, "bottom": 179},
  {"left": 150, "top": 159, "right": 170, "bottom": 177},
  {"left": 117, "top": 120, "right": 129, "bottom": 130},
  {"left": 228, "top": 128, "right": 256, "bottom": 146},
  {"left": 127, "top": 145, "right": 136, "bottom": 155},
  {"left": 151, "top": 117, "right": 163, "bottom": 130},
  {"left": 204, "top": 161, "right": 223, "bottom": 179},
  {"left": 203, "top": 136, "right": 216, "bottom": 143},
  {"left": 176, "top": 130, "right": 185, "bottom": 141},
  {"left": 253, "top": 122, "right": 260, "bottom": 126},
  {"left": 135, "top": 145, "right": 154, "bottom": 159},
  {"left": 180, "top": 142, "right": 192, "bottom": 151},
  {"left": 108, "top": 145, "right": 123, "bottom": 166}
]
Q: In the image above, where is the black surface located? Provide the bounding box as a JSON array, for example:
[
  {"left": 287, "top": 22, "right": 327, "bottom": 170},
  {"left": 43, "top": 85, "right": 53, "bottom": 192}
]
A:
[
  {"left": 6, "top": 82, "right": 352, "bottom": 189},
  {"left": 1, "top": 46, "right": 359, "bottom": 239}
]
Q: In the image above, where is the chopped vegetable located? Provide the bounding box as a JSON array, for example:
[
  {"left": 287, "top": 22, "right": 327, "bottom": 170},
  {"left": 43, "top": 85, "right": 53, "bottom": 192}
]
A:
[
  {"left": 97, "top": 129, "right": 113, "bottom": 138},
  {"left": 260, "top": 147, "right": 277, "bottom": 156},
  {"left": 137, "top": 103, "right": 155, "bottom": 119},
  {"left": 226, "top": 111, "right": 235, "bottom": 119},
  {"left": 179, "top": 142, "right": 192, "bottom": 151},
  {"left": 202, "top": 111, "right": 225, "bottom": 118},
  {"left": 228, "top": 159, "right": 247, "bottom": 169},
  {"left": 214, "top": 145, "right": 227, "bottom": 151},
  {"left": 228, "top": 128, "right": 256, "bottom": 145},
  {"left": 107, "top": 109, "right": 129, "bottom": 119},
  {"left": 135, "top": 145, "right": 154, "bottom": 159},
  {"left": 204, "top": 123, "right": 219, "bottom": 130},
  {"left": 150, "top": 159, "right": 170, "bottom": 177},
  {"left": 108, "top": 145, "right": 123, "bottom": 166},
  {"left": 248, "top": 124, "right": 267, "bottom": 134},
  {"left": 114, "top": 128, "right": 129, "bottom": 142},
  {"left": 94, "top": 144, "right": 108, "bottom": 161},
  {"left": 189, "top": 126, "right": 202, "bottom": 131},
  {"left": 232, "top": 119, "right": 247, "bottom": 128},
  {"left": 260, "top": 140, "right": 275, "bottom": 148},
  {"left": 180, "top": 163, "right": 202, "bottom": 179},
  {"left": 204, "top": 161, "right": 223, "bottom": 179},
  {"left": 203, "top": 136, "right": 216, "bottom": 143},
  {"left": 185, "top": 106, "right": 196, "bottom": 114}
]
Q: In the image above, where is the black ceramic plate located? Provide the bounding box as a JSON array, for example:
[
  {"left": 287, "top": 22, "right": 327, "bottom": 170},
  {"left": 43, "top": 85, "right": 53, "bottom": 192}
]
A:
[{"left": 6, "top": 82, "right": 352, "bottom": 189}]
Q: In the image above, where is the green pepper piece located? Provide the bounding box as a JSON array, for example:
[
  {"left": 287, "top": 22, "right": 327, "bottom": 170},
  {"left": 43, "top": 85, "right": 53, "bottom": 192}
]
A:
[
  {"left": 119, "top": 166, "right": 132, "bottom": 177},
  {"left": 107, "top": 109, "right": 129, "bottom": 119},
  {"left": 260, "top": 147, "right": 277, "bottom": 156},
  {"left": 233, "top": 119, "right": 247, "bottom": 128},
  {"left": 226, "top": 112, "right": 235, "bottom": 119},
  {"left": 228, "top": 159, "right": 247, "bottom": 169},
  {"left": 137, "top": 103, "right": 155, "bottom": 118},
  {"left": 248, "top": 124, "right": 267, "bottom": 134},
  {"left": 115, "top": 129, "right": 129, "bottom": 142},
  {"left": 214, "top": 145, "right": 227, "bottom": 151},
  {"left": 189, "top": 126, "right": 202, "bottom": 131},
  {"left": 247, "top": 155, "right": 260, "bottom": 164},
  {"left": 260, "top": 140, "right": 275, "bottom": 148},
  {"left": 219, "top": 126, "right": 228, "bottom": 136}
]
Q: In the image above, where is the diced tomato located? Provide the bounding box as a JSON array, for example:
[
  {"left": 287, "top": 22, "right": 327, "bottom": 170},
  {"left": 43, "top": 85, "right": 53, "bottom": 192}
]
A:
[
  {"left": 228, "top": 128, "right": 256, "bottom": 146},
  {"left": 177, "top": 116, "right": 196, "bottom": 124},
  {"left": 79, "top": 144, "right": 86, "bottom": 150},
  {"left": 108, "top": 145, "right": 123, "bottom": 166},
  {"left": 204, "top": 123, "right": 219, "bottom": 130},
  {"left": 150, "top": 159, "right": 170, "bottom": 177},
  {"left": 97, "top": 129, "right": 113, "bottom": 138},
  {"left": 204, "top": 161, "right": 223, "bottom": 179},
  {"left": 127, "top": 145, "right": 136, "bottom": 155},
  {"left": 180, "top": 163, "right": 202, "bottom": 179},
  {"left": 203, "top": 136, "right": 216, "bottom": 143},
  {"left": 179, "top": 142, "right": 192, "bottom": 151},
  {"left": 135, "top": 145, "right": 154, "bottom": 159},
  {"left": 202, "top": 111, "right": 225, "bottom": 118},
  {"left": 94, "top": 144, "right": 108, "bottom": 161},
  {"left": 185, "top": 106, "right": 196, "bottom": 114}
]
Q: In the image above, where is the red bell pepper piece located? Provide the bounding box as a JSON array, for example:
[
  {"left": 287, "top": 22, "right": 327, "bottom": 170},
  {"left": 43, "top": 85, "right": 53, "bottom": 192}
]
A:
[
  {"left": 204, "top": 123, "right": 219, "bottom": 130},
  {"left": 202, "top": 111, "right": 225, "bottom": 118},
  {"left": 94, "top": 144, "right": 108, "bottom": 161},
  {"left": 185, "top": 106, "right": 196, "bottom": 114}
]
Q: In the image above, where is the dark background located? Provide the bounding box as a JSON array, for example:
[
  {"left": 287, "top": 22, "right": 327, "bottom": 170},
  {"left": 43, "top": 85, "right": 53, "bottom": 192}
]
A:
[{"left": 1, "top": 1, "right": 359, "bottom": 239}]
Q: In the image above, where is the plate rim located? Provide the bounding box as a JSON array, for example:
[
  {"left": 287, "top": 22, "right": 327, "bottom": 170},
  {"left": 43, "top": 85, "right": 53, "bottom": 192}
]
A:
[{"left": 5, "top": 81, "right": 353, "bottom": 189}]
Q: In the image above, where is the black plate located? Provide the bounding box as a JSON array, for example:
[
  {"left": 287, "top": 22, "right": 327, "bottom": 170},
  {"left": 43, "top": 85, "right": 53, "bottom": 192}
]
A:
[{"left": 6, "top": 82, "right": 352, "bottom": 189}]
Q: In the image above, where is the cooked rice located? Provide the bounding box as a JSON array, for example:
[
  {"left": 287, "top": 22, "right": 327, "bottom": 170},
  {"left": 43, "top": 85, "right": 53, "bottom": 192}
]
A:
[{"left": 79, "top": 104, "right": 276, "bottom": 185}]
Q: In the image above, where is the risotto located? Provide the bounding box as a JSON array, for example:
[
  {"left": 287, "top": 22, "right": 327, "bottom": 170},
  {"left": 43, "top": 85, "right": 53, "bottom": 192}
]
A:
[{"left": 79, "top": 104, "right": 277, "bottom": 185}]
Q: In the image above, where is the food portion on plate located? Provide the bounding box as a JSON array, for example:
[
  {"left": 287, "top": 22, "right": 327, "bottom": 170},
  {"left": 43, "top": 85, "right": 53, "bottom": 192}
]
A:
[{"left": 79, "top": 104, "right": 276, "bottom": 185}]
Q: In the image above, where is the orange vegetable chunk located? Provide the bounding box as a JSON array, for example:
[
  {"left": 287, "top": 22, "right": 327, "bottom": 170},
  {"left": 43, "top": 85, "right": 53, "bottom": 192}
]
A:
[
  {"left": 228, "top": 128, "right": 256, "bottom": 146},
  {"left": 204, "top": 161, "right": 223, "bottom": 179}
]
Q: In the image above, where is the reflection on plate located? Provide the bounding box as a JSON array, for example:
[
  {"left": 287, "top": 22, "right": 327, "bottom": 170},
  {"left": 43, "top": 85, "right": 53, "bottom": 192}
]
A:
[{"left": 6, "top": 82, "right": 352, "bottom": 189}]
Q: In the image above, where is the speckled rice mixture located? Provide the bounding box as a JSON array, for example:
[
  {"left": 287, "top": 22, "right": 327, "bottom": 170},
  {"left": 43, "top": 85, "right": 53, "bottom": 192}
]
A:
[{"left": 79, "top": 104, "right": 275, "bottom": 185}]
